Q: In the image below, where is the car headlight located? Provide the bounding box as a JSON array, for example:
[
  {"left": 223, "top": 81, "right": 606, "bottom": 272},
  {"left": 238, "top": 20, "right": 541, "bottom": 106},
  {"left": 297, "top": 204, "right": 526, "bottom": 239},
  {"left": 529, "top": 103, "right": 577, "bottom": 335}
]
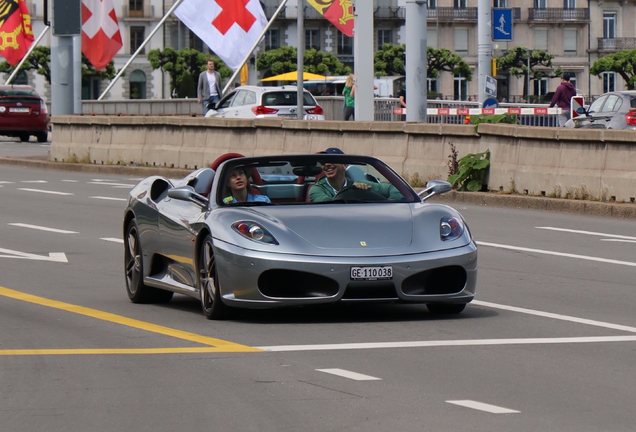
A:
[
  {"left": 440, "top": 217, "right": 464, "bottom": 241},
  {"left": 232, "top": 221, "right": 279, "bottom": 245}
]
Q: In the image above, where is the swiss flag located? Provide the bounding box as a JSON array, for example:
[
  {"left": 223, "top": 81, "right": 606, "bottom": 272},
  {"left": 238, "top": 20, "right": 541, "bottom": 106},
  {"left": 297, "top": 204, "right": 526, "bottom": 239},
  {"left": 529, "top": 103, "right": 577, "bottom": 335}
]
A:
[
  {"left": 175, "top": 0, "right": 267, "bottom": 71},
  {"left": 81, "top": 0, "right": 123, "bottom": 70}
]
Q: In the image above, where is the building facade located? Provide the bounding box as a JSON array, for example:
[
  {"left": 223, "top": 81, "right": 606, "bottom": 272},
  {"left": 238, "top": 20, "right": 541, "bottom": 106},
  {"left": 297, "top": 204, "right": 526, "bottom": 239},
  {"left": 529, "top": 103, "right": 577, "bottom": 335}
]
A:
[{"left": 8, "top": 0, "right": 636, "bottom": 101}]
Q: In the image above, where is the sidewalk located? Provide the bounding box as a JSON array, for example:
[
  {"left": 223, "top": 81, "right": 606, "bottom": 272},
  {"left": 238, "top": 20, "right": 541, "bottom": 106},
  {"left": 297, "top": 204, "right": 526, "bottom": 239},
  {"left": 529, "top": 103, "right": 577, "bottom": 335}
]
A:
[{"left": 2, "top": 155, "right": 635, "bottom": 219}]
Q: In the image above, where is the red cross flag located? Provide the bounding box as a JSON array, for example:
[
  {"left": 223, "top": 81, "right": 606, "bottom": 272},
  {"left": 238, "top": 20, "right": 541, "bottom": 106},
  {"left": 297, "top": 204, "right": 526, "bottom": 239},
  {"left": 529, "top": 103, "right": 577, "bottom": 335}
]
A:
[
  {"left": 81, "top": 0, "right": 123, "bottom": 70},
  {"left": 175, "top": 0, "right": 267, "bottom": 70}
]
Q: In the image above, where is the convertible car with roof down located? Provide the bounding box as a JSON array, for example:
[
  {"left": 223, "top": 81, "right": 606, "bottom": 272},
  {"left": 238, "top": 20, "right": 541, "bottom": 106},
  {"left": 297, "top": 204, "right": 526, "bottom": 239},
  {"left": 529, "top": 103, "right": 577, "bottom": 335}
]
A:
[{"left": 123, "top": 153, "right": 478, "bottom": 319}]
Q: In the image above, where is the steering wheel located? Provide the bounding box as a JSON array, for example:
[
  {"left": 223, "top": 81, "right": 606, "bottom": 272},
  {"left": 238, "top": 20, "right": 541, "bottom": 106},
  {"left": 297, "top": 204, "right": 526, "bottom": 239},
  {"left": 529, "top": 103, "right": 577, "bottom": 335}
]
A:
[{"left": 333, "top": 185, "right": 386, "bottom": 202}]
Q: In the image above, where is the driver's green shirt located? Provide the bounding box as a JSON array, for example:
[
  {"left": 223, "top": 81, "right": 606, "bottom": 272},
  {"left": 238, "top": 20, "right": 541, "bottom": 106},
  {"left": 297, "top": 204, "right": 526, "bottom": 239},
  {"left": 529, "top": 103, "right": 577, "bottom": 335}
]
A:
[{"left": 309, "top": 177, "right": 404, "bottom": 202}]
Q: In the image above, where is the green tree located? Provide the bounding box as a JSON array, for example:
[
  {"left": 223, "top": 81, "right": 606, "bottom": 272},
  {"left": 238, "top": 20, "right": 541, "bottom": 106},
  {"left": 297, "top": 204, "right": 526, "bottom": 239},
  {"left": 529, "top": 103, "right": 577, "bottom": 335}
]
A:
[
  {"left": 256, "top": 46, "right": 351, "bottom": 77},
  {"left": 0, "top": 46, "right": 117, "bottom": 85},
  {"left": 374, "top": 43, "right": 472, "bottom": 81},
  {"left": 496, "top": 47, "right": 562, "bottom": 100},
  {"left": 590, "top": 50, "right": 636, "bottom": 90},
  {"left": 148, "top": 47, "right": 232, "bottom": 97}
]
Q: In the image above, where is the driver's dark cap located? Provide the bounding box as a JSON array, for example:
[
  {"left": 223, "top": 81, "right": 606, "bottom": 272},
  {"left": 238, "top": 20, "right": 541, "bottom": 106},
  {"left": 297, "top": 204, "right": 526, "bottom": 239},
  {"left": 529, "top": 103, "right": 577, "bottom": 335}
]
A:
[{"left": 322, "top": 147, "right": 344, "bottom": 154}]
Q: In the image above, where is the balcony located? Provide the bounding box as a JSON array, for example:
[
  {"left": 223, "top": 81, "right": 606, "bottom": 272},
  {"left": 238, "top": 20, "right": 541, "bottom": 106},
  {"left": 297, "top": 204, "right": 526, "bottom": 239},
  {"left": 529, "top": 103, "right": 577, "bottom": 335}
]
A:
[
  {"left": 121, "top": 5, "right": 155, "bottom": 20},
  {"left": 529, "top": 8, "right": 589, "bottom": 23},
  {"left": 598, "top": 38, "right": 636, "bottom": 52},
  {"left": 374, "top": 7, "right": 405, "bottom": 20},
  {"left": 427, "top": 7, "right": 477, "bottom": 22}
]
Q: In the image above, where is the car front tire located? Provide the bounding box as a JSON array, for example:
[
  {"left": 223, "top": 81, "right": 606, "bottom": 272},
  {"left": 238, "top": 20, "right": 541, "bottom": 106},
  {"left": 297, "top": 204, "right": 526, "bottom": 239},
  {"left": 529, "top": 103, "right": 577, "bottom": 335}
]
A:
[
  {"left": 125, "top": 219, "right": 173, "bottom": 304},
  {"left": 199, "top": 235, "right": 235, "bottom": 320}
]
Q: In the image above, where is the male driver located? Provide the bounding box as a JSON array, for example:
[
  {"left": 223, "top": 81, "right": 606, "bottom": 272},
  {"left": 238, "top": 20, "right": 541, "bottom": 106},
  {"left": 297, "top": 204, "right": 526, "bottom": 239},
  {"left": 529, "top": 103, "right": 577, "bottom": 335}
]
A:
[
  {"left": 549, "top": 73, "right": 577, "bottom": 127},
  {"left": 197, "top": 60, "right": 222, "bottom": 115},
  {"left": 309, "top": 148, "right": 404, "bottom": 202}
]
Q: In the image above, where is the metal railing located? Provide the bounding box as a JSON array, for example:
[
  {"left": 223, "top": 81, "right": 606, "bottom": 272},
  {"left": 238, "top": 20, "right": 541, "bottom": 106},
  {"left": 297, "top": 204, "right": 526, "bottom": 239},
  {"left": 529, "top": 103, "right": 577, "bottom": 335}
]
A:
[
  {"left": 598, "top": 38, "right": 636, "bottom": 51},
  {"left": 374, "top": 7, "right": 406, "bottom": 19},
  {"left": 528, "top": 8, "right": 589, "bottom": 22},
  {"left": 121, "top": 4, "right": 155, "bottom": 18},
  {"left": 427, "top": 7, "right": 477, "bottom": 21}
]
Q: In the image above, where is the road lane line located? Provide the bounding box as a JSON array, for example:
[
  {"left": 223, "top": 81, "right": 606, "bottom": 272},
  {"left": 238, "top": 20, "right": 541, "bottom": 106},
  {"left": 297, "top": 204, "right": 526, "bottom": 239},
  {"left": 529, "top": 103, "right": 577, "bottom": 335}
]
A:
[
  {"left": 89, "top": 196, "right": 127, "bottom": 201},
  {"left": 17, "top": 188, "right": 73, "bottom": 196},
  {"left": 87, "top": 182, "right": 136, "bottom": 187},
  {"left": 61, "top": 180, "right": 79, "bottom": 182},
  {"left": 477, "top": 241, "right": 636, "bottom": 268},
  {"left": 317, "top": 368, "right": 381, "bottom": 381},
  {"left": 20, "top": 180, "right": 47, "bottom": 183},
  {"left": 601, "top": 239, "right": 636, "bottom": 243},
  {"left": 0, "top": 347, "right": 258, "bottom": 356},
  {"left": 536, "top": 227, "right": 636, "bottom": 241},
  {"left": 473, "top": 300, "right": 636, "bottom": 333},
  {"left": 101, "top": 237, "right": 124, "bottom": 243},
  {"left": 446, "top": 400, "right": 519, "bottom": 414},
  {"left": 8, "top": 223, "right": 78, "bottom": 234},
  {"left": 258, "top": 336, "right": 636, "bottom": 352},
  {"left": 0, "top": 286, "right": 261, "bottom": 352}
]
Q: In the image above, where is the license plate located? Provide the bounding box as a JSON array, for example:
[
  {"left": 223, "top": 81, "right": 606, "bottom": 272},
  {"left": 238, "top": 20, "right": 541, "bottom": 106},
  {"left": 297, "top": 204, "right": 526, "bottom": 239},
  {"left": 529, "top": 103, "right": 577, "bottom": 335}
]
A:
[
  {"left": 278, "top": 114, "right": 297, "bottom": 118},
  {"left": 350, "top": 266, "right": 393, "bottom": 280},
  {"left": 9, "top": 107, "right": 30, "bottom": 113}
]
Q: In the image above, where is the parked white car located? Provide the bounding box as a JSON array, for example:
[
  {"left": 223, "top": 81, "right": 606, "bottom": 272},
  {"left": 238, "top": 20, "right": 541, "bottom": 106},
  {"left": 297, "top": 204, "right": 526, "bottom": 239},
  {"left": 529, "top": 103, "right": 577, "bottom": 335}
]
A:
[{"left": 205, "top": 85, "right": 325, "bottom": 120}]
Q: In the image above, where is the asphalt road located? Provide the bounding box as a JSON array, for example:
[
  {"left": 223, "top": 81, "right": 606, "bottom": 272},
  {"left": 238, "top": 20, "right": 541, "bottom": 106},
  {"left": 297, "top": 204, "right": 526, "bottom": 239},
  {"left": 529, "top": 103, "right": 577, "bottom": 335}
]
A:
[{"left": 1, "top": 163, "right": 635, "bottom": 432}]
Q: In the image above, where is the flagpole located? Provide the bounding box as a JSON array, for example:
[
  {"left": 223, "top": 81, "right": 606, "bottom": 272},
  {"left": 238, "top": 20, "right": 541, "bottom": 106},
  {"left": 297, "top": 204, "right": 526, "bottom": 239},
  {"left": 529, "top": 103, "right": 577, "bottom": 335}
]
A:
[
  {"left": 97, "top": 0, "right": 186, "bottom": 100},
  {"left": 5, "top": 25, "right": 50, "bottom": 85},
  {"left": 221, "top": 0, "right": 288, "bottom": 95}
]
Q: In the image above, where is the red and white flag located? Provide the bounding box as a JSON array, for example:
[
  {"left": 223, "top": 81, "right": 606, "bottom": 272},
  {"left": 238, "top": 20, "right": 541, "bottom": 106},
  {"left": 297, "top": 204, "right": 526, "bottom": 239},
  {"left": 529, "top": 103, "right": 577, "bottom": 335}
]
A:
[
  {"left": 175, "top": 0, "right": 267, "bottom": 71},
  {"left": 0, "top": 0, "right": 34, "bottom": 65},
  {"left": 81, "top": 0, "right": 123, "bottom": 70}
]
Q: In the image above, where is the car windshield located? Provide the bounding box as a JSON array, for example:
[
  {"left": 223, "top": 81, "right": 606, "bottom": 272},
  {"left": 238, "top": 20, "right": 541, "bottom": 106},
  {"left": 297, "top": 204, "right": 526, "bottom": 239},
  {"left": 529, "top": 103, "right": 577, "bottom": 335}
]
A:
[
  {"left": 216, "top": 155, "right": 419, "bottom": 206},
  {"left": 261, "top": 92, "right": 316, "bottom": 107}
]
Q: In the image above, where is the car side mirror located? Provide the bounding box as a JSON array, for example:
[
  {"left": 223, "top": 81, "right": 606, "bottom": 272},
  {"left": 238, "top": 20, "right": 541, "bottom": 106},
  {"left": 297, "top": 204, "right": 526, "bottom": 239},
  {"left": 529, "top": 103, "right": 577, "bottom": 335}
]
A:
[
  {"left": 168, "top": 186, "right": 209, "bottom": 207},
  {"left": 418, "top": 180, "right": 452, "bottom": 202},
  {"left": 576, "top": 107, "right": 587, "bottom": 115}
]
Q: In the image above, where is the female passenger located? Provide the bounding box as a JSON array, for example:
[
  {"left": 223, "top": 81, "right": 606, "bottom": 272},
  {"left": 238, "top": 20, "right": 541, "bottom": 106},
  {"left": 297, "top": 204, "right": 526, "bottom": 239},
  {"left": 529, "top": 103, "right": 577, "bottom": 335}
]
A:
[{"left": 223, "top": 168, "right": 271, "bottom": 204}]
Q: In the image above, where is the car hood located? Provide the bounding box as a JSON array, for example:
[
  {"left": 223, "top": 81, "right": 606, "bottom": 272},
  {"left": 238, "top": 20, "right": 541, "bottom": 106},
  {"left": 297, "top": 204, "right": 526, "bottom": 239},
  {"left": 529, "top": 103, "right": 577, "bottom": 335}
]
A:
[{"left": 210, "top": 203, "right": 471, "bottom": 257}]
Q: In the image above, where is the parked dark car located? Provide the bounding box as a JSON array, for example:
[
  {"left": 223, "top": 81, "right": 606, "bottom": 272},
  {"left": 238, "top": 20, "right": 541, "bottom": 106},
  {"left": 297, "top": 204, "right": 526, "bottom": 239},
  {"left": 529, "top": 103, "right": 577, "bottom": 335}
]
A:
[
  {"left": 0, "top": 85, "right": 49, "bottom": 142},
  {"left": 568, "top": 91, "right": 636, "bottom": 130}
]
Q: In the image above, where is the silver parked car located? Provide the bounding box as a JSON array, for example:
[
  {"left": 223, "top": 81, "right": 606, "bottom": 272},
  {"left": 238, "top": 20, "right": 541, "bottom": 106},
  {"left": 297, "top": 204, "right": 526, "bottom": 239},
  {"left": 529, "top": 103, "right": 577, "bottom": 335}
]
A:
[
  {"left": 568, "top": 91, "right": 636, "bottom": 130},
  {"left": 205, "top": 85, "right": 325, "bottom": 120},
  {"left": 123, "top": 153, "right": 478, "bottom": 319}
]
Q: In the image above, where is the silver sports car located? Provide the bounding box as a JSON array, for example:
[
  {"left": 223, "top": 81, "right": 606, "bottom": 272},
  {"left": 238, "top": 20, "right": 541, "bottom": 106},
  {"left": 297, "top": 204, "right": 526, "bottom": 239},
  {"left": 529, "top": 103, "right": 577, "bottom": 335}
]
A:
[{"left": 123, "top": 153, "right": 478, "bottom": 319}]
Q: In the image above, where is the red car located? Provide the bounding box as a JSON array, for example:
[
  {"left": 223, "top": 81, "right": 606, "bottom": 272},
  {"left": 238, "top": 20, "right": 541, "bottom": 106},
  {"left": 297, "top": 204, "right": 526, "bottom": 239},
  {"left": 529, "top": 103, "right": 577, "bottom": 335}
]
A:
[{"left": 0, "top": 85, "right": 49, "bottom": 142}]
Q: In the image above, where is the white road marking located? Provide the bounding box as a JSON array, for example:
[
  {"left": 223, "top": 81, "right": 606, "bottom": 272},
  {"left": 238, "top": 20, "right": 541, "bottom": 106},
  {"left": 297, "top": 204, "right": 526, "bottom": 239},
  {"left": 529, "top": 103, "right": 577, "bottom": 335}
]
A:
[
  {"left": 257, "top": 336, "right": 636, "bottom": 352},
  {"left": 89, "top": 196, "right": 127, "bottom": 201},
  {"left": 0, "top": 181, "right": 13, "bottom": 184},
  {"left": 601, "top": 239, "right": 636, "bottom": 243},
  {"left": 446, "top": 400, "right": 519, "bottom": 414},
  {"left": 316, "top": 369, "right": 381, "bottom": 381},
  {"left": 0, "top": 247, "right": 68, "bottom": 263},
  {"left": 472, "top": 300, "right": 636, "bottom": 333},
  {"left": 101, "top": 237, "right": 124, "bottom": 243},
  {"left": 18, "top": 188, "right": 74, "bottom": 196},
  {"left": 536, "top": 226, "right": 636, "bottom": 241},
  {"left": 477, "top": 241, "right": 636, "bottom": 268},
  {"left": 61, "top": 180, "right": 79, "bottom": 183},
  {"left": 8, "top": 223, "right": 78, "bottom": 234},
  {"left": 87, "top": 181, "right": 136, "bottom": 187},
  {"left": 20, "top": 180, "right": 47, "bottom": 183}
]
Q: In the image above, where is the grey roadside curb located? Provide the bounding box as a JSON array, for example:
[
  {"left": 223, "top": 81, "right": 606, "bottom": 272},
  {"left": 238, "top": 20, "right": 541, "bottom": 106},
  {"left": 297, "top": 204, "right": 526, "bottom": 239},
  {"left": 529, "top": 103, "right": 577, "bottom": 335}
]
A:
[{"left": 2, "top": 155, "right": 636, "bottom": 220}]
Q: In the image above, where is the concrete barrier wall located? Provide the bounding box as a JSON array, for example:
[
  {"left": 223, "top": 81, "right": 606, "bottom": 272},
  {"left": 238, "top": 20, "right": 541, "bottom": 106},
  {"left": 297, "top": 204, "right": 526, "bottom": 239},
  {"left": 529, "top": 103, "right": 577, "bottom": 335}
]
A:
[{"left": 50, "top": 116, "right": 636, "bottom": 202}]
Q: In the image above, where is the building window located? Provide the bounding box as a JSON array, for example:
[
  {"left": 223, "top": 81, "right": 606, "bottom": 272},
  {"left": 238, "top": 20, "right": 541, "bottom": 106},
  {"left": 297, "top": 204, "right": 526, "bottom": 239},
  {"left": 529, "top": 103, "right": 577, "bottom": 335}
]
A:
[
  {"left": 454, "top": 75, "right": 467, "bottom": 100},
  {"left": 533, "top": 77, "right": 548, "bottom": 96},
  {"left": 534, "top": 28, "right": 548, "bottom": 51},
  {"left": 603, "top": 72, "right": 616, "bottom": 92},
  {"left": 129, "top": 69, "right": 146, "bottom": 99},
  {"left": 564, "top": 29, "right": 577, "bottom": 55},
  {"left": 428, "top": 0, "right": 436, "bottom": 8},
  {"left": 603, "top": 13, "right": 616, "bottom": 39},
  {"left": 569, "top": 76, "right": 577, "bottom": 90},
  {"left": 427, "top": 28, "right": 437, "bottom": 48},
  {"left": 493, "top": 0, "right": 508, "bottom": 6},
  {"left": 428, "top": 78, "right": 439, "bottom": 97},
  {"left": 563, "top": 0, "right": 576, "bottom": 8},
  {"left": 454, "top": 0, "right": 466, "bottom": 7},
  {"left": 13, "top": 70, "right": 27, "bottom": 85},
  {"left": 535, "top": 0, "right": 546, "bottom": 8},
  {"left": 265, "top": 29, "right": 280, "bottom": 50},
  {"left": 306, "top": 29, "right": 320, "bottom": 50},
  {"left": 338, "top": 31, "right": 353, "bottom": 55},
  {"left": 377, "top": 29, "right": 392, "bottom": 50},
  {"left": 130, "top": 27, "right": 145, "bottom": 54},
  {"left": 129, "top": 0, "right": 143, "bottom": 16},
  {"left": 454, "top": 28, "right": 468, "bottom": 55}
]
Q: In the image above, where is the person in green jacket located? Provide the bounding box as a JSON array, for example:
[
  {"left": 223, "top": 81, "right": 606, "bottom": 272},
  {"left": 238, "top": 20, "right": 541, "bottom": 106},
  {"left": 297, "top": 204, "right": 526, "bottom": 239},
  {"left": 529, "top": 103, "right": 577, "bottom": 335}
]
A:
[
  {"left": 342, "top": 74, "right": 356, "bottom": 121},
  {"left": 309, "top": 151, "right": 404, "bottom": 203}
]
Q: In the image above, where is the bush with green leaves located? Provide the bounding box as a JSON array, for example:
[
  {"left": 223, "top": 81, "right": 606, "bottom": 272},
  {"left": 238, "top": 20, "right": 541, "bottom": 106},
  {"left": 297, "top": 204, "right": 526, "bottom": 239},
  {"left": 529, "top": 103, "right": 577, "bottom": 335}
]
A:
[
  {"left": 447, "top": 150, "right": 490, "bottom": 191},
  {"left": 469, "top": 113, "right": 518, "bottom": 125}
]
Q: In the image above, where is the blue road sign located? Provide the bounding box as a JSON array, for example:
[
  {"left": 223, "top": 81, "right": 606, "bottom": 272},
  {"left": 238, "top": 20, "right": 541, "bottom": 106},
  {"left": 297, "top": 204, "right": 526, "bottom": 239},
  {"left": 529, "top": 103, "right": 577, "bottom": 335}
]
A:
[
  {"left": 482, "top": 97, "right": 499, "bottom": 108},
  {"left": 492, "top": 9, "right": 513, "bottom": 42}
]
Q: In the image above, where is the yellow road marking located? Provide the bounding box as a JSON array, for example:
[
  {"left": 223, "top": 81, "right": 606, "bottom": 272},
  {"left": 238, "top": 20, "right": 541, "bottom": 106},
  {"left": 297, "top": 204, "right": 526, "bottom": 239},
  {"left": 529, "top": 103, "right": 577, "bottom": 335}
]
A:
[
  {"left": 0, "top": 347, "right": 259, "bottom": 356},
  {"left": 0, "top": 286, "right": 263, "bottom": 354}
]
